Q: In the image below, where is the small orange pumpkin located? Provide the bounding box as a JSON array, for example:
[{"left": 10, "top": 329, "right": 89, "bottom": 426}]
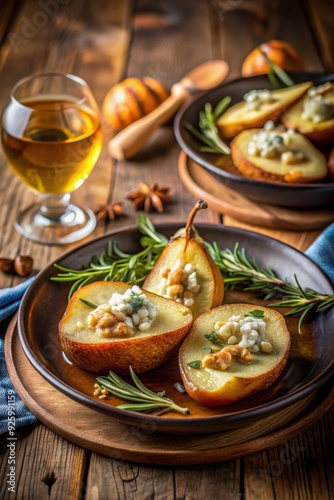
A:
[
  {"left": 102, "top": 77, "right": 170, "bottom": 131},
  {"left": 241, "top": 40, "right": 306, "bottom": 77}
]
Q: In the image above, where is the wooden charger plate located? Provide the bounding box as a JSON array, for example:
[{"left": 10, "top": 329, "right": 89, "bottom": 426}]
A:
[
  {"left": 5, "top": 316, "right": 334, "bottom": 465},
  {"left": 178, "top": 152, "right": 334, "bottom": 230}
]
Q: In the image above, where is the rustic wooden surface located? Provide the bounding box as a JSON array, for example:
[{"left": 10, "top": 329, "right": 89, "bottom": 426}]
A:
[{"left": 0, "top": 0, "right": 333, "bottom": 498}]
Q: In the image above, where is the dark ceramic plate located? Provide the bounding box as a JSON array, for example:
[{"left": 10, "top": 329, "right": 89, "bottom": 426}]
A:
[
  {"left": 18, "top": 223, "right": 334, "bottom": 434},
  {"left": 174, "top": 72, "right": 334, "bottom": 208}
]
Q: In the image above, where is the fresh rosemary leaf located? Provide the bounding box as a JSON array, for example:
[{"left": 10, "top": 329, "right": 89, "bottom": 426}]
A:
[
  {"left": 245, "top": 309, "right": 265, "bottom": 318},
  {"left": 203, "top": 346, "right": 216, "bottom": 354},
  {"left": 260, "top": 50, "right": 295, "bottom": 87},
  {"left": 317, "top": 297, "right": 334, "bottom": 310},
  {"left": 96, "top": 367, "right": 190, "bottom": 415},
  {"left": 116, "top": 402, "right": 169, "bottom": 412},
  {"left": 187, "top": 360, "right": 202, "bottom": 369},
  {"left": 184, "top": 123, "right": 216, "bottom": 148},
  {"left": 213, "top": 96, "right": 232, "bottom": 120},
  {"left": 79, "top": 298, "right": 98, "bottom": 308},
  {"left": 137, "top": 214, "right": 168, "bottom": 245},
  {"left": 128, "top": 366, "right": 160, "bottom": 398},
  {"left": 184, "top": 96, "right": 231, "bottom": 154},
  {"left": 205, "top": 331, "right": 224, "bottom": 348},
  {"left": 295, "top": 304, "right": 315, "bottom": 334},
  {"left": 267, "top": 71, "right": 286, "bottom": 89},
  {"left": 200, "top": 146, "right": 224, "bottom": 153},
  {"left": 69, "top": 280, "right": 84, "bottom": 298},
  {"left": 109, "top": 242, "right": 131, "bottom": 259}
]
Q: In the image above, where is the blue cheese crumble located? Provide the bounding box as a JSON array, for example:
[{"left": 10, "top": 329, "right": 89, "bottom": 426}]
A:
[
  {"left": 248, "top": 121, "right": 305, "bottom": 164},
  {"left": 243, "top": 89, "right": 276, "bottom": 111},
  {"left": 88, "top": 286, "right": 158, "bottom": 338},
  {"left": 302, "top": 83, "right": 334, "bottom": 123},
  {"left": 214, "top": 314, "right": 273, "bottom": 354}
]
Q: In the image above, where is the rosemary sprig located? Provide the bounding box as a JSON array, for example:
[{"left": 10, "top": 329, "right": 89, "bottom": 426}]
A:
[
  {"left": 51, "top": 215, "right": 168, "bottom": 300},
  {"left": 206, "top": 242, "right": 284, "bottom": 298},
  {"left": 79, "top": 298, "right": 98, "bottom": 308},
  {"left": 184, "top": 96, "right": 231, "bottom": 154},
  {"left": 260, "top": 50, "right": 295, "bottom": 88},
  {"left": 52, "top": 216, "right": 334, "bottom": 332},
  {"left": 96, "top": 366, "right": 189, "bottom": 415},
  {"left": 205, "top": 242, "right": 334, "bottom": 333}
]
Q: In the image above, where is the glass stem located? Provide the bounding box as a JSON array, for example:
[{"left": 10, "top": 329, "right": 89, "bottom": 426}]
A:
[{"left": 39, "top": 194, "right": 71, "bottom": 221}]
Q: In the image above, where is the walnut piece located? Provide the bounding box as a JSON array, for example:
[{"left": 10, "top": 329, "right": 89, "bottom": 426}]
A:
[
  {"left": 88, "top": 306, "right": 132, "bottom": 338},
  {"left": 202, "top": 345, "right": 253, "bottom": 371}
]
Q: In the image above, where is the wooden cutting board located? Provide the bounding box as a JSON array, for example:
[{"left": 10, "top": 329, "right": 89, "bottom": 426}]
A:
[
  {"left": 5, "top": 316, "right": 334, "bottom": 465},
  {"left": 178, "top": 152, "right": 334, "bottom": 230}
]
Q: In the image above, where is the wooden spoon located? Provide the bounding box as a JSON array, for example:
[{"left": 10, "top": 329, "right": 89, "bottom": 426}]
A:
[{"left": 107, "top": 60, "right": 229, "bottom": 160}]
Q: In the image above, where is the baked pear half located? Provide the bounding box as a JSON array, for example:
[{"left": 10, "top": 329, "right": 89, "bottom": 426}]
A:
[
  {"left": 231, "top": 126, "right": 328, "bottom": 183},
  {"left": 216, "top": 81, "right": 312, "bottom": 140},
  {"left": 179, "top": 304, "right": 291, "bottom": 406},
  {"left": 59, "top": 281, "right": 193, "bottom": 374},
  {"left": 281, "top": 82, "right": 334, "bottom": 144},
  {"left": 144, "top": 201, "right": 224, "bottom": 319}
]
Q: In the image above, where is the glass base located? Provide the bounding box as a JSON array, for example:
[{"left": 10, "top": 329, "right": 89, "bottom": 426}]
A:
[{"left": 14, "top": 202, "right": 96, "bottom": 245}]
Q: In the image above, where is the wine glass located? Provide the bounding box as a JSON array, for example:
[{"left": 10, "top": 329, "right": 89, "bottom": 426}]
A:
[{"left": 1, "top": 73, "right": 103, "bottom": 245}]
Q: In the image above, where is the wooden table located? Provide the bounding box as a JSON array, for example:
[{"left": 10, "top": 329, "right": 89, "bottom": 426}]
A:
[{"left": 1, "top": 0, "right": 333, "bottom": 498}]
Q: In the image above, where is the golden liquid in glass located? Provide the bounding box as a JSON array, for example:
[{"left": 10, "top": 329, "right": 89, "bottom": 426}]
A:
[{"left": 1, "top": 98, "right": 103, "bottom": 194}]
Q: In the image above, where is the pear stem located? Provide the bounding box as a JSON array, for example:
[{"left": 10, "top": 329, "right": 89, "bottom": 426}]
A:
[{"left": 185, "top": 200, "right": 208, "bottom": 240}]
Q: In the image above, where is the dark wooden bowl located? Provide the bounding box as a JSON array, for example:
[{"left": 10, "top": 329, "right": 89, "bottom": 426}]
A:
[{"left": 174, "top": 73, "right": 334, "bottom": 208}]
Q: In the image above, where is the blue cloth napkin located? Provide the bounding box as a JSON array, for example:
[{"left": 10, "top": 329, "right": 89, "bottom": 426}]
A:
[
  {"left": 0, "top": 276, "right": 38, "bottom": 434},
  {"left": 305, "top": 223, "right": 334, "bottom": 284}
]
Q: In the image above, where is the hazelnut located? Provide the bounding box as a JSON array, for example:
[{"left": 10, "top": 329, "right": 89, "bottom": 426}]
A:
[
  {"left": 14, "top": 255, "right": 34, "bottom": 277},
  {"left": 0, "top": 257, "right": 14, "bottom": 273}
]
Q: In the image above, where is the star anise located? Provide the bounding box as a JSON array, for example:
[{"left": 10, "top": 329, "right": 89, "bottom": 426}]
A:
[
  {"left": 95, "top": 202, "right": 124, "bottom": 222},
  {"left": 126, "top": 182, "right": 171, "bottom": 213}
]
